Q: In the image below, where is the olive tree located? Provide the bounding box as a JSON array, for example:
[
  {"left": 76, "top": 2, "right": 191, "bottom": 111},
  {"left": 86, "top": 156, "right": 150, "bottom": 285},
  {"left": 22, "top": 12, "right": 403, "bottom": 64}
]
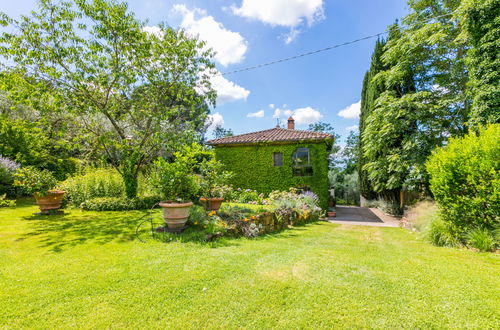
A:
[{"left": 0, "top": 0, "right": 216, "bottom": 198}]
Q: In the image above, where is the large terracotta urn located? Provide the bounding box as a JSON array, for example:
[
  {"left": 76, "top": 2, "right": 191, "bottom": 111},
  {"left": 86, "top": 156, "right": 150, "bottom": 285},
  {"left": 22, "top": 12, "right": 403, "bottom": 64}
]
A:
[
  {"left": 159, "top": 201, "right": 193, "bottom": 229},
  {"left": 199, "top": 197, "right": 224, "bottom": 212},
  {"left": 34, "top": 190, "right": 65, "bottom": 213}
]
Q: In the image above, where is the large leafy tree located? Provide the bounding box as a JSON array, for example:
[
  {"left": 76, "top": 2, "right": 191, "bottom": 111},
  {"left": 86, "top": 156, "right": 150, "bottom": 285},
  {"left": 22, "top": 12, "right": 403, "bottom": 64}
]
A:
[
  {"left": 0, "top": 0, "right": 216, "bottom": 198},
  {"left": 459, "top": 0, "right": 500, "bottom": 127},
  {"left": 361, "top": 0, "right": 471, "bottom": 210}
]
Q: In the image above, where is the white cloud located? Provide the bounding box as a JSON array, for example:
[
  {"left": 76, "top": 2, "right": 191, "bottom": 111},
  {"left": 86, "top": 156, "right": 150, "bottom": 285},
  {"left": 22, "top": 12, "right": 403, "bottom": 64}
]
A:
[
  {"left": 273, "top": 106, "right": 322, "bottom": 125},
  {"left": 207, "top": 112, "right": 224, "bottom": 130},
  {"left": 232, "top": 0, "right": 324, "bottom": 27},
  {"left": 209, "top": 71, "right": 250, "bottom": 104},
  {"left": 247, "top": 110, "right": 265, "bottom": 118},
  {"left": 173, "top": 4, "right": 248, "bottom": 66},
  {"left": 283, "top": 28, "right": 301, "bottom": 44},
  {"left": 142, "top": 26, "right": 163, "bottom": 37},
  {"left": 346, "top": 125, "right": 359, "bottom": 132},
  {"left": 337, "top": 101, "right": 361, "bottom": 119},
  {"left": 269, "top": 104, "right": 275, "bottom": 109},
  {"left": 232, "top": 0, "right": 324, "bottom": 43}
]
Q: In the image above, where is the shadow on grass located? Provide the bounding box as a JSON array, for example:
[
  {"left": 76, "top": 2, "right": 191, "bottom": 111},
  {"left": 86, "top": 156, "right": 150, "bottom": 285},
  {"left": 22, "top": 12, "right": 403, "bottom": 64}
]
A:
[
  {"left": 16, "top": 200, "right": 323, "bottom": 252},
  {"left": 20, "top": 208, "right": 151, "bottom": 252}
]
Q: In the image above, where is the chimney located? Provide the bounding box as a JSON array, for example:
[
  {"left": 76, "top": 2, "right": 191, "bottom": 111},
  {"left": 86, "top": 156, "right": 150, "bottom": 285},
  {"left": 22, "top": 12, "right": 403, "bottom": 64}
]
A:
[{"left": 287, "top": 116, "right": 295, "bottom": 130}]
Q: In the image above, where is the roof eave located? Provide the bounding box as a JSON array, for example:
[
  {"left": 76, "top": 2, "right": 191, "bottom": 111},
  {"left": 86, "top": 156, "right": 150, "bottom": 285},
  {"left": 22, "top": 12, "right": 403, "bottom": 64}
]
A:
[{"left": 207, "top": 137, "right": 334, "bottom": 147}]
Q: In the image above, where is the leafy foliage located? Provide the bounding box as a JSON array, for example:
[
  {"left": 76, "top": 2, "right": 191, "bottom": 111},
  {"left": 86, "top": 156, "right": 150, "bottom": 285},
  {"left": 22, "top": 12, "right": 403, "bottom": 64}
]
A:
[
  {"left": 199, "top": 158, "right": 233, "bottom": 198},
  {"left": 149, "top": 148, "right": 200, "bottom": 203},
  {"left": 212, "top": 125, "right": 234, "bottom": 139},
  {"left": 12, "top": 166, "right": 58, "bottom": 195},
  {"left": 358, "top": 39, "right": 387, "bottom": 200},
  {"left": 329, "top": 131, "right": 360, "bottom": 205},
  {"left": 0, "top": 194, "right": 15, "bottom": 208},
  {"left": 459, "top": 0, "right": 500, "bottom": 127},
  {"left": 426, "top": 124, "right": 499, "bottom": 235},
  {"left": 424, "top": 216, "right": 461, "bottom": 248},
  {"left": 79, "top": 196, "right": 161, "bottom": 211},
  {"left": 466, "top": 227, "right": 497, "bottom": 252},
  {"left": 60, "top": 168, "right": 125, "bottom": 206},
  {"left": 0, "top": 0, "right": 216, "bottom": 198},
  {"left": 0, "top": 116, "right": 78, "bottom": 180},
  {"left": 359, "top": 0, "right": 479, "bottom": 210}
]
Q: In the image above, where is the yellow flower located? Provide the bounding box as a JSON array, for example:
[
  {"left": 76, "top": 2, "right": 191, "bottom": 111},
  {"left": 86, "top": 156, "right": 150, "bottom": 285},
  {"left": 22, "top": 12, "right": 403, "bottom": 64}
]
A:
[
  {"left": 244, "top": 218, "right": 249, "bottom": 222},
  {"left": 194, "top": 222, "right": 198, "bottom": 225},
  {"left": 208, "top": 211, "right": 216, "bottom": 216}
]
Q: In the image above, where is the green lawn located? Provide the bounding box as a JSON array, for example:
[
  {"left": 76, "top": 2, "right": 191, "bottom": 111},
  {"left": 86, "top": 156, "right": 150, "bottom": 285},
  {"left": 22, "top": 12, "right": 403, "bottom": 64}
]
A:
[{"left": 1, "top": 200, "right": 499, "bottom": 329}]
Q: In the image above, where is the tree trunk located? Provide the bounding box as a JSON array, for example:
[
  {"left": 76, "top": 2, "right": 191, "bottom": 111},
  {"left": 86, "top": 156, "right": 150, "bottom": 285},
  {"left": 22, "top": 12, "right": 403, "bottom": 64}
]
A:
[
  {"left": 122, "top": 165, "right": 138, "bottom": 199},
  {"left": 121, "top": 147, "right": 140, "bottom": 199}
]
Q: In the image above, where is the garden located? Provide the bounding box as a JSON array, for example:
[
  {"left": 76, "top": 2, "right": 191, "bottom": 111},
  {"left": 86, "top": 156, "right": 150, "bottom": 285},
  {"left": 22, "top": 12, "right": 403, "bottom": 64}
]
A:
[
  {"left": 0, "top": 0, "right": 499, "bottom": 327},
  {"left": 1, "top": 143, "right": 323, "bottom": 242}
]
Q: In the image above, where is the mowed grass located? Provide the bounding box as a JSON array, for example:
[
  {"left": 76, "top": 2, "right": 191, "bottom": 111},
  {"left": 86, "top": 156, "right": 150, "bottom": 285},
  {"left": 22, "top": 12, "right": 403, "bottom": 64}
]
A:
[{"left": 0, "top": 200, "right": 499, "bottom": 329}]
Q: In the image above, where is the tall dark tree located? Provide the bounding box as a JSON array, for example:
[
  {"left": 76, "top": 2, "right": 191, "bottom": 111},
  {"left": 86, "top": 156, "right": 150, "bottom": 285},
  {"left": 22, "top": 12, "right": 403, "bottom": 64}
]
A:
[
  {"left": 459, "top": 0, "right": 500, "bottom": 127},
  {"left": 212, "top": 125, "right": 233, "bottom": 139},
  {"left": 358, "top": 39, "right": 387, "bottom": 201}
]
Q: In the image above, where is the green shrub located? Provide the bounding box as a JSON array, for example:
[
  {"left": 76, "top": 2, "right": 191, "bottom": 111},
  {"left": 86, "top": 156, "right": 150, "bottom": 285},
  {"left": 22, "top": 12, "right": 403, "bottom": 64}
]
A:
[
  {"left": 199, "top": 158, "right": 232, "bottom": 198},
  {"left": 426, "top": 124, "right": 499, "bottom": 235},
  {"left": 0, "top": 194, "right": 15, "bottom": 208},
  {"left": 60, "top": 168, "right": 124, "bottom": 206},
  {"left": 230, "top": 188, "right": 264, "bottom": 204},
  {"left": 466, "top": 228, "right": 497, "bottom": 252},
  {"left": 149, "top": 156, "right": 199, "bottom": 203},
  {"left": 0, "top": 117, "right": 78, "bottom": 180},
  {"left": 12, "top": 167, "right": 58, "bottom": 195},
  {"left": 80, "top": 196, "right": 161, "bottom": 211},
  {"left": 424, "top": 216, "right": 461, "bottom": 247}
]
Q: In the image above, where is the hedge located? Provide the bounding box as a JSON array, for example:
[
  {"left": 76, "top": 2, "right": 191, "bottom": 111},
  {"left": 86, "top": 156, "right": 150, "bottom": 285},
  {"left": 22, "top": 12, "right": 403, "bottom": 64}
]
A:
[{"left": 426, "top": 124, "right": 499, "bottom": 234}]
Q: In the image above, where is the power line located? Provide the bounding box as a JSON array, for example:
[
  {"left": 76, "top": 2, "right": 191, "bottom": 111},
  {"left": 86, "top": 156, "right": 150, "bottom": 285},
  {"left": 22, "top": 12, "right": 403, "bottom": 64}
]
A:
[{"left": 220, "top": 11, "right": 457, "bottom": 76}]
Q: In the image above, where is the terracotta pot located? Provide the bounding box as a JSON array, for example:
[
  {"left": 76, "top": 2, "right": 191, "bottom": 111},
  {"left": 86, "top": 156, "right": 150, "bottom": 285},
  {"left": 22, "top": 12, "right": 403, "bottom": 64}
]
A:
[
  {"left": 199, "top": 197, "right": 224, "bottom": 211},
  {"left": 327, "top": 211, "right": 336, "bottom": 218},
  {"left": 34, "top": 190, "right": 65, "bottom": 212},
  {"left": 159, "top": 201, "right": 193, "bottom": 229}
]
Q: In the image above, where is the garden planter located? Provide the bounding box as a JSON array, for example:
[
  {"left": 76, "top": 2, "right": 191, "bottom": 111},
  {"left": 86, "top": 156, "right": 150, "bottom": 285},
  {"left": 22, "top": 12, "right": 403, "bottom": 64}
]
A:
[
  {"left": 199, "top": 197, "right": 224, "bottom": 211},
  {"left": 34, "top": 190, "right": 65, "bottom": 214},
  {"left": 327, "top": 211, "right": 336, "bottom": 217},
  {"left": 159, "top": 201, "right": 193, "bottom": 229}
]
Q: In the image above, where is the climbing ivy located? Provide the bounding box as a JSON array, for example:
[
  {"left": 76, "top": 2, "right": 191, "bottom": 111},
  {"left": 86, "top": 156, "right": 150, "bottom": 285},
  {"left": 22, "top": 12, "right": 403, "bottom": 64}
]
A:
[{"left": 213, "top": 141, "right": 331, "bottom": 209}]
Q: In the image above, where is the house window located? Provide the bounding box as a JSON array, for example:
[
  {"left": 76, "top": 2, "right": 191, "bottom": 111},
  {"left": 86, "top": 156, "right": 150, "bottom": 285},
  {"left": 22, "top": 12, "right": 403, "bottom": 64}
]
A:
[
  {"left": 292, "top": 148, "right": 310, "bottom": 166},
  {"left": 292, "top": 148, "right": 312, "bottom": 176},
  {"left": 273, "top": 152, "right": 283, "bottom": 166}
]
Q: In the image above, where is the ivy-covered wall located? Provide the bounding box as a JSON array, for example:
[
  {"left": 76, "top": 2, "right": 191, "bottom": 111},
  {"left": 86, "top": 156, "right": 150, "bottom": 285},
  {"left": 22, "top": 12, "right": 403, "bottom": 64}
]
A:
[{"left": 213, "top": 141, "right": 331, "bottom": 209}]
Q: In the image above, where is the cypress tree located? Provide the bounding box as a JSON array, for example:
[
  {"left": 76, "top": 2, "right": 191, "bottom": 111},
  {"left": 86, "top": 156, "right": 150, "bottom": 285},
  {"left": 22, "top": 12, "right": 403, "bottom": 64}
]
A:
[
  {"left": 462, "top": 0, "right": 500, "bottom": 127},
  {"left": 358, "top": 39, "right": 387, "bottom": 201}
]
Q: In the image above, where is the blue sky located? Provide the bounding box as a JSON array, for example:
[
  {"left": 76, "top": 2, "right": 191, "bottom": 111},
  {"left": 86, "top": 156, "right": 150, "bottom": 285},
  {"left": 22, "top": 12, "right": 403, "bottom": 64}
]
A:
[{"left": 2, "top": 0, "right": 408, "bottom": 143}]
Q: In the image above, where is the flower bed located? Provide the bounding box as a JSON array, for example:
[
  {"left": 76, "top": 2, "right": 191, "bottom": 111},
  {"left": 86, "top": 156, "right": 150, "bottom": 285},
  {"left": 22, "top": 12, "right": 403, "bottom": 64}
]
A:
[{"left": 183, "top": 189, "right": 323, "bottom": 240}]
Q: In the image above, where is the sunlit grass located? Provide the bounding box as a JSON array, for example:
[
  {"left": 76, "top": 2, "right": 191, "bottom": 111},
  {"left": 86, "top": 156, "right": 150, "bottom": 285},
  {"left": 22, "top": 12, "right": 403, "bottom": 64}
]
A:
[{"left": 1, "top": 199, "right": 499, "bottom": 328}]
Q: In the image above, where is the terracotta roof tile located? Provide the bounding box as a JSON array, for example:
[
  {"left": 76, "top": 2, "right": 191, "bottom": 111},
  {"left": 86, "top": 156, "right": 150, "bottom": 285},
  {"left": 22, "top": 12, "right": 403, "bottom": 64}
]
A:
[{"left": 206, "top": 127, "right": 333, "bottom": 145}]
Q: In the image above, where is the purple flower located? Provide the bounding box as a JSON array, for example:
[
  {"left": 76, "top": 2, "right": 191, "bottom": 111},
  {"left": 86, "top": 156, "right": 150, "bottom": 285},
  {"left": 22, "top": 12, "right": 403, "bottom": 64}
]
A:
[
  {"left": 0, "top": 156, "right": 20, "bottom": 172},
  {"left": 301, "top": 191, "right": 319, "bottom": 201}
]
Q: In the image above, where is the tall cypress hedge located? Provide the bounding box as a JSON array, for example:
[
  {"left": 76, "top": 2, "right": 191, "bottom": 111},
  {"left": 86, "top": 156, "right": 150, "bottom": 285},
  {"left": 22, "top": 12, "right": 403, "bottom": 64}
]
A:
[{"left": 358, "top": 39, "right": 387, "bottom": 200}]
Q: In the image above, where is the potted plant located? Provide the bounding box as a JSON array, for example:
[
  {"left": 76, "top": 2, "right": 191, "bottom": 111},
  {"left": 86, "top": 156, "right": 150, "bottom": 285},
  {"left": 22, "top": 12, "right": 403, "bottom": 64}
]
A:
[
  {"left": 13, "top": 167, "right": 64, "bottom": 214},
  {"left": 149, "top": 157, "right": 199, "bottom": 230},
  {"left": 199, "top": 159, "right": 232, "bottom": 211}
]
